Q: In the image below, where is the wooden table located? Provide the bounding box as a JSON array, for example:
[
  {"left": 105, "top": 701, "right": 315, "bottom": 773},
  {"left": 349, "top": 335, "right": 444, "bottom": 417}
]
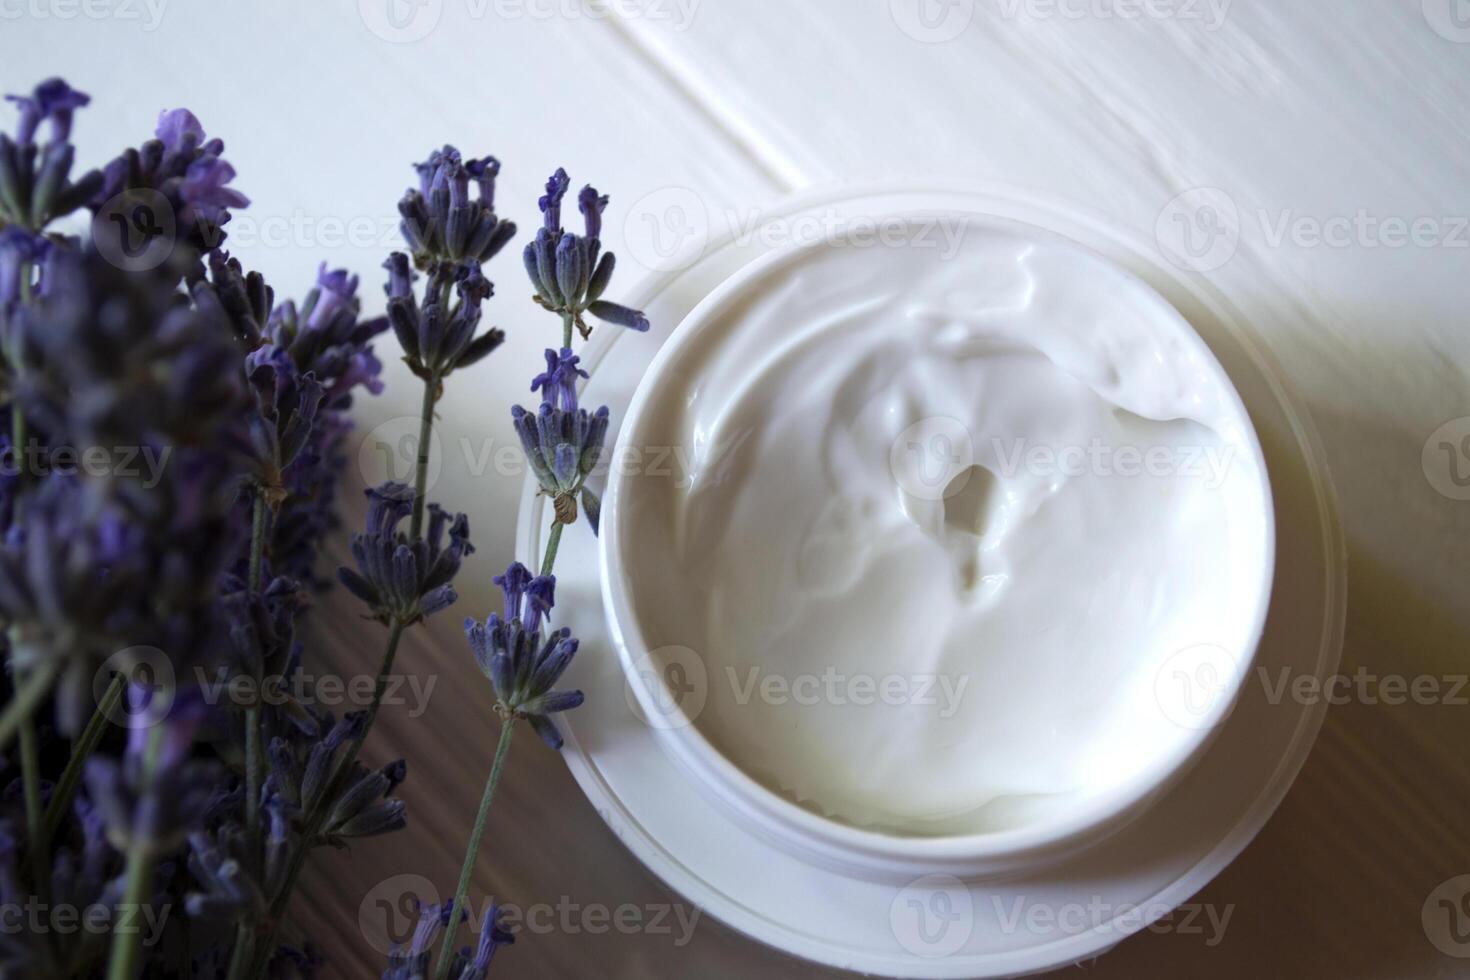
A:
[{"left": 8, "top": 1, "right": 1470, "bottom": 975}]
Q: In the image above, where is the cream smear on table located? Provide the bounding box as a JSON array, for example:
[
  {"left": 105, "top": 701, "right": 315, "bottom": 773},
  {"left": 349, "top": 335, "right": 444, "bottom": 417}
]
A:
[{"left": 618, "top": 217, "right": 1270, "bottom": 836}]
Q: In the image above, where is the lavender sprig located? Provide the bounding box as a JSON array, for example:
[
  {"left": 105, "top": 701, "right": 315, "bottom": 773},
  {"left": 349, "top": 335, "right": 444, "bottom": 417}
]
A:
[
  {"left": 435, "top": 562, "right": 581, "bottom": 978},
  {"left": 523, "top": 169, "right": 649, "bottom": 348}
]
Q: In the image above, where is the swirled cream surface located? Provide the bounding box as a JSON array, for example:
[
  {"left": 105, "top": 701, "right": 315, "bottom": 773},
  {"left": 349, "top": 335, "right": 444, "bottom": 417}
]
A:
[{"left": 615, "top": 217, "right": 1270, "bottom": 837}]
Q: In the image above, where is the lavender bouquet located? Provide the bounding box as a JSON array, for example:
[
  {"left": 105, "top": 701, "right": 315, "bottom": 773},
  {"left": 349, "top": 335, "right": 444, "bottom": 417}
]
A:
[{"left": 0, "top": 77, "right": 648, "bottom": 979}]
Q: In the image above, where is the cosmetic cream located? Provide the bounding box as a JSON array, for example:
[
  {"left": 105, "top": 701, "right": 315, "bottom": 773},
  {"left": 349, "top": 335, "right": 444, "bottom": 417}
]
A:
[{"left": 607, "top": 214, "right": 1272, "bottom": 843}]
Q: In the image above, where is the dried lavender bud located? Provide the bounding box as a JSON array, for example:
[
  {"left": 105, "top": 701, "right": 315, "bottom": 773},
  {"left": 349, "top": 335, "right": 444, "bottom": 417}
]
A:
[
  {"left": 89, "top": 107, "right": 248, "bottom": 280},
  {"left": 0, "top": 78, "right": 103, "bottom": 231},
  {"left": 385, "top": 255, "right": 504, "bottom": 385},
  {"left": 511, "top": 348, "right": 608, "bottom": 533},
  {"left": 338, "top": 483, "right": 472, "bottom": 625},
  {"left": 465, "top": 562, "right": 583, "bottom": 750},
  {"left": 398, "top": 146, "right": 515, "bottom": 268},
  {"left": 523, "top": 169, "right": 648, "bottom": 339}
]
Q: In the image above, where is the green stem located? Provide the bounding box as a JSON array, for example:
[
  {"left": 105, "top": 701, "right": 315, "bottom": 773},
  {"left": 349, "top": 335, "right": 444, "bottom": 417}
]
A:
[
  {"left": 105, "top": 724, "right": 164, "bottom": 980},
  {"left": 409, "top": 378, "right": 437, "bottom": 541},
  {"left": 560, "top": 311, "right": 574, "bottom": 350},
  {"left": 250, "top": 618, "right": 408, "bottom": 979},
  {"left": 540, "top": 520, "right": 563, "bottom": 577},
  {"left": 435, "top": 718, "right": 515, "bottom": 980},
  {"left": 19, "top": 691, "right": 46, "bottom": 898},
  {"left": 244, "top": 493, "right": 269, "bottom": 855},
  {"left": 247, "top": 493, "right": 268, "bottom": 593},
  {"left": 0, "top": 658, "right": 59, "bottom": 754},
  {"left": 43, "top": 670, "right": 126, "bottom": 842},
  {"left": 224, "top": 922, "right": 253, "bottom": 980}
]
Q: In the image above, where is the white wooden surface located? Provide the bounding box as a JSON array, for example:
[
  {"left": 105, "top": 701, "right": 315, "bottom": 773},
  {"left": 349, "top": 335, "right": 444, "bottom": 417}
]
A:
[{"left": 5, "top": 2, "right": 1470, "bottom": 976}]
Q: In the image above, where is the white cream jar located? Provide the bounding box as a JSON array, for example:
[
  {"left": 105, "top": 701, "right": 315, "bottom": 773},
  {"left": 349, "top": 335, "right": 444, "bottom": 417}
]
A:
[{"left": 602, "top": 212, "right": 1274, "bottom": 880}]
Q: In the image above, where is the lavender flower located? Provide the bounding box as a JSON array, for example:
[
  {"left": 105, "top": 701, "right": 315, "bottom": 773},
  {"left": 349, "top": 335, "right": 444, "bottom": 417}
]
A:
[
  {"left": 320, "top": 756, "right": 407, "bottom": 844},
  {"left": 191, "top": 248, "right": 275, "bottom": 349},
  {"left": 90, "top": 107, "right": 248, "bottom": 278},
  {"left": 383, "top": 902, "right": 454, "bottom": 980},
  {"left": 266, "top": 264, "right": 388, "bottom": 412},
  {"left": 511, "top": 348, "right": 609, "bottom": 530},
  {"left": 523, "top": 169, "right": 648, "bottom": 340},
  {"left": 241, "top": 345, "right": 324, "bottom": 502},
  {"left": 385, "top": 254, "right": 504, "bottom": 384},
  {"left": 381, "top": 901, "right": 511, "bottom": 980},
  {"left": 12, "top": 243, "right": 245, "bottom": 458},
  {"left": 0, "top": 78, "right": 102, "bottom": 231},
  {"left": 398, "top": 147, "right": 516, "bottom": 268},
  {"left": 241, "top": 262, "right": 388, "bottom": 586},
  {"left": 338, "top": 483, "right": 472, "bottom": 624},
  {"left": 465, "top": 562, "right": 583, "bottom": 749}
]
